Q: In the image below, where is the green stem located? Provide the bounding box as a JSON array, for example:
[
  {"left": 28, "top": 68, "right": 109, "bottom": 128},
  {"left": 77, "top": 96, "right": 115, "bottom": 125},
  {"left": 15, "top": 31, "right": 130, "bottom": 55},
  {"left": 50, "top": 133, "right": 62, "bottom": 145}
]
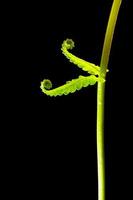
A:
[{"left": 96, "top": 1, "right": 122, "bottom": 200}]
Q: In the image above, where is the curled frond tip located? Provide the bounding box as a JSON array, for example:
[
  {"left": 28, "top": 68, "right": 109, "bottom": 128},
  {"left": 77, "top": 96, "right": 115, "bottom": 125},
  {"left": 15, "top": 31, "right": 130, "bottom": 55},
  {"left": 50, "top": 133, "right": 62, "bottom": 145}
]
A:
[
  {"left": 41, "top": 79, "right": 52, "bottom": 90},
  {"left": 62, "top": 39, "right": 75, "bottom": 50}
]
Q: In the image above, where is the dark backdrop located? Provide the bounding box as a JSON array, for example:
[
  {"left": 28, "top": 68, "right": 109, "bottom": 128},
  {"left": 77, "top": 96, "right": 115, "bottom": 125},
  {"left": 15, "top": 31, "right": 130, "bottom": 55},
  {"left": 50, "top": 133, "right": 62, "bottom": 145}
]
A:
[{"left": 4, "top": 0, "right": 131, "bottom": 199}]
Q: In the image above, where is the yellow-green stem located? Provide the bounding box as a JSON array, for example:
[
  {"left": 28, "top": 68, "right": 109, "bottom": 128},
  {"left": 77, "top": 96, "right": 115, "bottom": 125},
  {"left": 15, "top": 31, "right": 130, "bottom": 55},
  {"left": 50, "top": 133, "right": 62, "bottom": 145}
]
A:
[{"left": 96, "top": 1, "right": 122, "bottom": 200}]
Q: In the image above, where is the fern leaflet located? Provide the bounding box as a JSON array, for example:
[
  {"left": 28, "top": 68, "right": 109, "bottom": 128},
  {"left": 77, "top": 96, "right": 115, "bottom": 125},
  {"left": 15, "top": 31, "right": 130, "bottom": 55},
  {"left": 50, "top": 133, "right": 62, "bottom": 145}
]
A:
[
  {"left": 40, "top": 75, "right": 104, "bottom": 97},
  {"left": 61, "top": 39, "right": 101, "bottom": 75}
]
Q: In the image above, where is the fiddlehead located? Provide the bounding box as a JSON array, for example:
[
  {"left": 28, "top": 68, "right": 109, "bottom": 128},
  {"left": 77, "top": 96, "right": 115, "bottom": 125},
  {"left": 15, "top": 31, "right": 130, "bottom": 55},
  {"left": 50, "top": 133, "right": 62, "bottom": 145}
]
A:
[
  {"left": 40, "top": 38, "right": 106, "bottom": 97},
  {"left": 42, "top": 79, "right": 52, "bottom": 89},
  {"left": 40, "top": 75, "right": 104, "bottom": 97},
  {"left": 61, "top": 39, "right": 101, "bottom": 75}
]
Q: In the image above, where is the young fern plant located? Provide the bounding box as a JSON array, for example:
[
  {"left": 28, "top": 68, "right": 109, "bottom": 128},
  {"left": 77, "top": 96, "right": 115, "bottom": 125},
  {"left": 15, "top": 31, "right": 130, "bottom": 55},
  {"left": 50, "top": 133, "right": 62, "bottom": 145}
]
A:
[{"left": 40, "top": 0, "right": 122, "bottom": 200}]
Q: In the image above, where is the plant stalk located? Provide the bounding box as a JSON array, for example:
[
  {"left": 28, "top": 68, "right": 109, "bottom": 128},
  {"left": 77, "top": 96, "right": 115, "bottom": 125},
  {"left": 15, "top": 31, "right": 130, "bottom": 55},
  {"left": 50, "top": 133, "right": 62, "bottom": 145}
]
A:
[{"left": 96, "top": 1, "right": 122, "bottom": 200}]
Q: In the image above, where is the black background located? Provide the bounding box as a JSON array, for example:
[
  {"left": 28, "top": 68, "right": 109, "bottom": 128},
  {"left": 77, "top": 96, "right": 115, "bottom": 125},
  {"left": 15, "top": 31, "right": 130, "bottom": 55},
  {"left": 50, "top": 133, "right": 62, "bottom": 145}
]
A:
[{"left": 3, "top": 0, "right": 131, "bottom": 199}]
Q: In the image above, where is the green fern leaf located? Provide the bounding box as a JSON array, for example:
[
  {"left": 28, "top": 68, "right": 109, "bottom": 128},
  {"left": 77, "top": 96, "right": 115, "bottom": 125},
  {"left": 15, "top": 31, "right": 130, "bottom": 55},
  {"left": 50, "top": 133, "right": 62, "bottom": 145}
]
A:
[
  {"left": 61, "top": 39, "right": 101, "bottom": 75},
  {"left": 40, "top": 75, "right": 104, "bottom": 97}
]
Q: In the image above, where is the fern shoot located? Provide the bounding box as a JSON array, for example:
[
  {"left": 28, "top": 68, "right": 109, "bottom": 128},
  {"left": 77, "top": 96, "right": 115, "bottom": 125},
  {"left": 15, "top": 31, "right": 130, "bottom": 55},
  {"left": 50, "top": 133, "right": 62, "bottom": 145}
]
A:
[
  {"left": 41, "top": 75, "right": 104, "bottom": 97},
  {"left": 61, "top": 39, "right": 101, "bottom": 75},
  {"left": 40, "top": 1, "right": 122, "bottom": 200}
]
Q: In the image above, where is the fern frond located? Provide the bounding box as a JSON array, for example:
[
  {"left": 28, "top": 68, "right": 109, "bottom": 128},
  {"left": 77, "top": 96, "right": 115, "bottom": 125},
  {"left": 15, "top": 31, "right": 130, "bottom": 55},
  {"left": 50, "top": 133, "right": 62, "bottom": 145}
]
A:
[
  {"left": 42, "top": 79, "right": 52, "bottom": 89},
  {"left": 61, "top": 39, "right": 101, "bottom": 75},
  {"left": 40, "top": 75, "right": 104, "bottom": 97}
]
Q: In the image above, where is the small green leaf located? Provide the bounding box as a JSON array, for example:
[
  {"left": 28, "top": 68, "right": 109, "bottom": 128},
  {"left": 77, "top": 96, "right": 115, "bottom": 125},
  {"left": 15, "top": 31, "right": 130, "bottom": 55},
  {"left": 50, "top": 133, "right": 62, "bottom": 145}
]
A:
[
  {"left": 61, "top": 39, "right": 101, "bottom": 75},
  {"left": 40, "top": 75, "right": 102, "bottom": 97}
]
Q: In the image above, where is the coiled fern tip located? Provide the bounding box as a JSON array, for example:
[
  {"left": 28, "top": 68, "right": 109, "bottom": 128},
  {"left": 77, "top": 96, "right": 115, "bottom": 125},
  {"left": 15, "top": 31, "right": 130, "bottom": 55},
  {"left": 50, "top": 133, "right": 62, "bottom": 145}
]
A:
[
  {"left": 41, "top": 79, "right": 52, "bottom": 90},
  {"left": 62, "top": 39, "right": 75, "bottom": 50}
]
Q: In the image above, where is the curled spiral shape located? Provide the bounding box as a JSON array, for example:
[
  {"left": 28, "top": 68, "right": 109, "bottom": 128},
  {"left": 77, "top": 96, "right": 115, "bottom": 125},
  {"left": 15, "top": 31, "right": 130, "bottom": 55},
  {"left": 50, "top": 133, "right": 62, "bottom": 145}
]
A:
[
  {"left": 40, "top": 75, "right": 104, "bottom": 97},
  {"left": 40, "top": 38, "right": 107, "bottom": 97},
  {"left": 62, "top": 39, "right": 75, "bottom": 50},
  {"left": 61, "top": 39, "right": 101, "bottom": 75},
  {"left": 42, "top": 79, "right": 52, "bottom": 90}
]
